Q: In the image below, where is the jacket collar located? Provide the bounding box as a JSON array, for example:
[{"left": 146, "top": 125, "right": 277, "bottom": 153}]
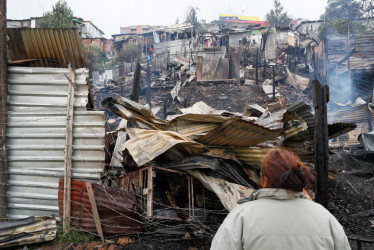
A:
[{"left": 238, "top": 188, "right": 306, "bottom": 204}]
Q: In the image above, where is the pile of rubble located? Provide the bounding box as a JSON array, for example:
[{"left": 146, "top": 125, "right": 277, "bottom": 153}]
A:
[{"left": 55, "top": 93, "right": 352, "bottom": 243}]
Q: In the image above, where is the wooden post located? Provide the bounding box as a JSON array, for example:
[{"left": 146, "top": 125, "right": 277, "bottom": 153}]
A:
[
  {"left": 146, "top": 166, "right": 153, "bottom": 217},
  {"left": 188, "top": 177, "right": 191, "bottom": 216},
  {"left": 272, "top": 65, "right": 276, "bottom": 99},
  {"left": 263, "top": 59, "right": 267, "bottom": 80},
  {"left": 256, "top": 48, "right": 259, "bottom": 85},
  {"left": 63, "top": 65, "right": 75, "bottom": 233},
  {"left": 368, "top": 79, "right": 374, "bottom": 131},
  {"left": 312, "top": 80, "right": 330, "bottom": 208},
  {"left": 0, "top": 0, "right": 7, "bottom": 218},
  {"left": 86, "top": 182, "right": 104, "bottom": 242},
  {"left": 146, "top": 63, "right": 151, "bottom": 108},
  {"left": 191, "top": 178, "right": 194, "bottom": 217},
  {"left": 131, "top": 62, "right": 141, "bottom": 102},
  {"left": 347, "top": 24, "right": 351, "bottom": 99}
]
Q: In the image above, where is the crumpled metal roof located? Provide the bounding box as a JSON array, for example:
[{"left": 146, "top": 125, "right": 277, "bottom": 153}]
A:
[
  {"left": 0, "top": 215, "right": 56, "bottom": 248},
  {"left": 7, "top": 28, "right": 85, "bottom": 68},
  {"left": 197, "top": 118, "right": 282, "bottom": 147},
  {"left": 125, "top": 128, "right": 207, "bottom": 166}
]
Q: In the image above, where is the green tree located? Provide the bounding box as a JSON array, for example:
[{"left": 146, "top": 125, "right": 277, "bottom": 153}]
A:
[
  {"left": 265, "top": 0, "right": 292, "bottom": 27},
  {"left": 116, "top": 44, "right": 142, "bottom": 64},
  {"left": 39, "top": 0, "right": 74, "bottom": 28},
  {"left": 322, "top": 0, "right": 363, "bottom": 20},
  {"left": 317, "top": 20, "right": 366, "bottom": 40},
  {"left": 83, "top": 46, "right": 109, "bottom": 72},
  {"left": 185, "top": 6, "right": 200, "bottom": 34}
]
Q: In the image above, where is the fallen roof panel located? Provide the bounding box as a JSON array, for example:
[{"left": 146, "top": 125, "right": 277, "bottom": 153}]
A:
[{"left": 197, "top": 118, "right": 282, "bottom": 147}]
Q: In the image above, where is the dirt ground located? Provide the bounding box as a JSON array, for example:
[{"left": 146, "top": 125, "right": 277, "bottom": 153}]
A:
[{"left": 329, "top": 151, "right": 374, "bottom": 250}]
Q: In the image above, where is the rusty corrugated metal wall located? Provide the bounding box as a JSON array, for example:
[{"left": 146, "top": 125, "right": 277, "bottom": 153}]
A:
[{"left": 7, "top": 28, "right": 85, "bottom": 68}]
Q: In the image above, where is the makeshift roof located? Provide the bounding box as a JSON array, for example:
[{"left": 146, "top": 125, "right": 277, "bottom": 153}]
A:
[{"left": 7, "top": 28, "right": 85, "bottom": 68}]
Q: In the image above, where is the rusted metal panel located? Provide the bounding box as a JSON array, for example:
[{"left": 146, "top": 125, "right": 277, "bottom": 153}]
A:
[
  {"left": 7, "top": 28, "right": 85, "bottom": 68},
  {"left": 58, "top": 179, "right": 143, "bottom": 235}
]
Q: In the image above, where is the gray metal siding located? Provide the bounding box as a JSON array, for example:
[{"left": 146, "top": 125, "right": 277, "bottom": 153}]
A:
[{"left": 6, "top": 67, "right": 105, "bottom": 220}]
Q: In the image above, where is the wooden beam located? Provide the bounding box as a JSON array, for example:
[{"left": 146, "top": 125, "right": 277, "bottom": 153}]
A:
[
  {"left": 347, "top": 24, "right": 352, "bottom": 99},
  {"left": 0, "top": 0, "right": 7, "bottom": 218},
  {"left": 256, "top": 48, "right": 259, "bottom": 85},
  {"left": 63, "top": 64, "right": 75, "bottom": 233},
  {"left": 313, "top": 80, "right": 330, "bottom": 208},
  {"left": 131, "top": 62, "right": 141, "bottom": 102},
  {"left": 146, "top": 166, "right": 153, "bottom": 217},
  {"left": 86, "top": 182, "right": 104, "bottom": 242},
  {"left": 272, "top": 65, "right": 276, "bottom": 100}
]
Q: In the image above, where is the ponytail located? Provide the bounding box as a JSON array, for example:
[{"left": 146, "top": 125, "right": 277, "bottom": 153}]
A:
[{"left": 261, "top": 148, "right": 316, "bottom": 192}]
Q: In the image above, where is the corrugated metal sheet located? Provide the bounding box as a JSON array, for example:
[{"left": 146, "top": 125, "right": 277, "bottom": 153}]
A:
[
  {"left": 6, "top": 66, "right": 105, "bottom": 220},
  {"left": 0, "top": 215, "right": 57, "bottom": 248},
  {"left": 233, "top": 147, "right": 271, "bottom": 169},
  {"left": 125, "top": 128, "right": 206, "bottom": 166},
  {"left": 179, "top": 101, "right": 217, "bottom": 115},
  {"left": 58, "top": 179, "right": 142, "bottom": 235},
  {"left": 197, "top": 118, "right": 282, "bottom": 147},
  {"left": 329, "top": 105, "right": 374, "bottom": 123},
  {"left": 327, "top": 33, "right": 374, "bottom": 70},
  {"left": 287, "top": 101, "right": 315, "bottom": 136},
  {"left": 7, "top": 28, "right": 85, "bottom": 68},
  {"left": 154, "top": 39, "right": 193, "bottom": 57},
  {"left": 254, "top": 97, "right": 287, "bottom": 130}
]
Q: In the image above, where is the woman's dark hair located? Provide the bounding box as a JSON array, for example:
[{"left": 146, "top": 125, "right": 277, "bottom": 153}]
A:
[{"left": 261, "top": 148, "right": 316, "bottom": 192}]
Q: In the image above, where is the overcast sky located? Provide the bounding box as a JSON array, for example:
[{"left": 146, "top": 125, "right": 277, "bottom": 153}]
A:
[{"left": 7, "top": 0, "right": 328, "bottom": 38}]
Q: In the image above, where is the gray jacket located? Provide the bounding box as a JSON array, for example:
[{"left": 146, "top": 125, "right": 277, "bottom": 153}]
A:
[{"left": 211, "top": 188, "right": 351, "bottom": 250}]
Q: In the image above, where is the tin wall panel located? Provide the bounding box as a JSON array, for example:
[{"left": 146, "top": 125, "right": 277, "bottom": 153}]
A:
[{"left": 6, "top": 66, "right": 105, "bottom": 220}]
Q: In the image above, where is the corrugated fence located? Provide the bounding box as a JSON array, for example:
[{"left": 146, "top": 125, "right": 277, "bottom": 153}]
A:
[{"left": 6, "top": 66, "right": 105, "bottom": 219}]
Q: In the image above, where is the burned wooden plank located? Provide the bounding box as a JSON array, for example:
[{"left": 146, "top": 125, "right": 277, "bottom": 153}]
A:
[
  {"left": 131, "top": 62, "right": 141, "bottom": 102},
  {"left": 312, "top": 80, "right": 330, "bottom": 208},
  {"left": 86, "top": 182, "right": 105, "bottom": 242}
]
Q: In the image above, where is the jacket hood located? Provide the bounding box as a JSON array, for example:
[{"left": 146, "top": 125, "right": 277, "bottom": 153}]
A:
[{"left": 238, "top": 188, "right": 306, "bottom": 204}]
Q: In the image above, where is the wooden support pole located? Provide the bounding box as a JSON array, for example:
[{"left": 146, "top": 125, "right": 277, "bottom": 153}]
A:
[
  {"left": 256, "top": 48, "right": 259, "bottom": 85},
  {"left": 312, "top": 80, "right": 330, "bottom": 208},
  {"left": 146, "top": 63, "right": 151, "bottom": 108},
  {"left": 188, "top": 177, "right": 191, "bottom": 216},
  {"left": 263, "top": 59, "right": 266, "bottom": 80},
  {"left": 131, "top": 62, "right": 141, "bottom": 102},
  {"left": 86, "top": 182, "right": 104, "bottom": 242},
  {"left": 63, "top": 64, "right": 75, "bottom": 233},
  {"left": 272, "top": 65, "right": 276, "bottom": 99},
  {"left": 347, "top": 24, "right": 352, "bottom": 99},
  {"left": 191, "top": 177, "right": 194, "bottom": 217},
  {"left": 0, "top": 0, "right": 7, "bottom": 218},
  {"left": 146, "top": 166, "right": 153, "bottom": 217}
]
